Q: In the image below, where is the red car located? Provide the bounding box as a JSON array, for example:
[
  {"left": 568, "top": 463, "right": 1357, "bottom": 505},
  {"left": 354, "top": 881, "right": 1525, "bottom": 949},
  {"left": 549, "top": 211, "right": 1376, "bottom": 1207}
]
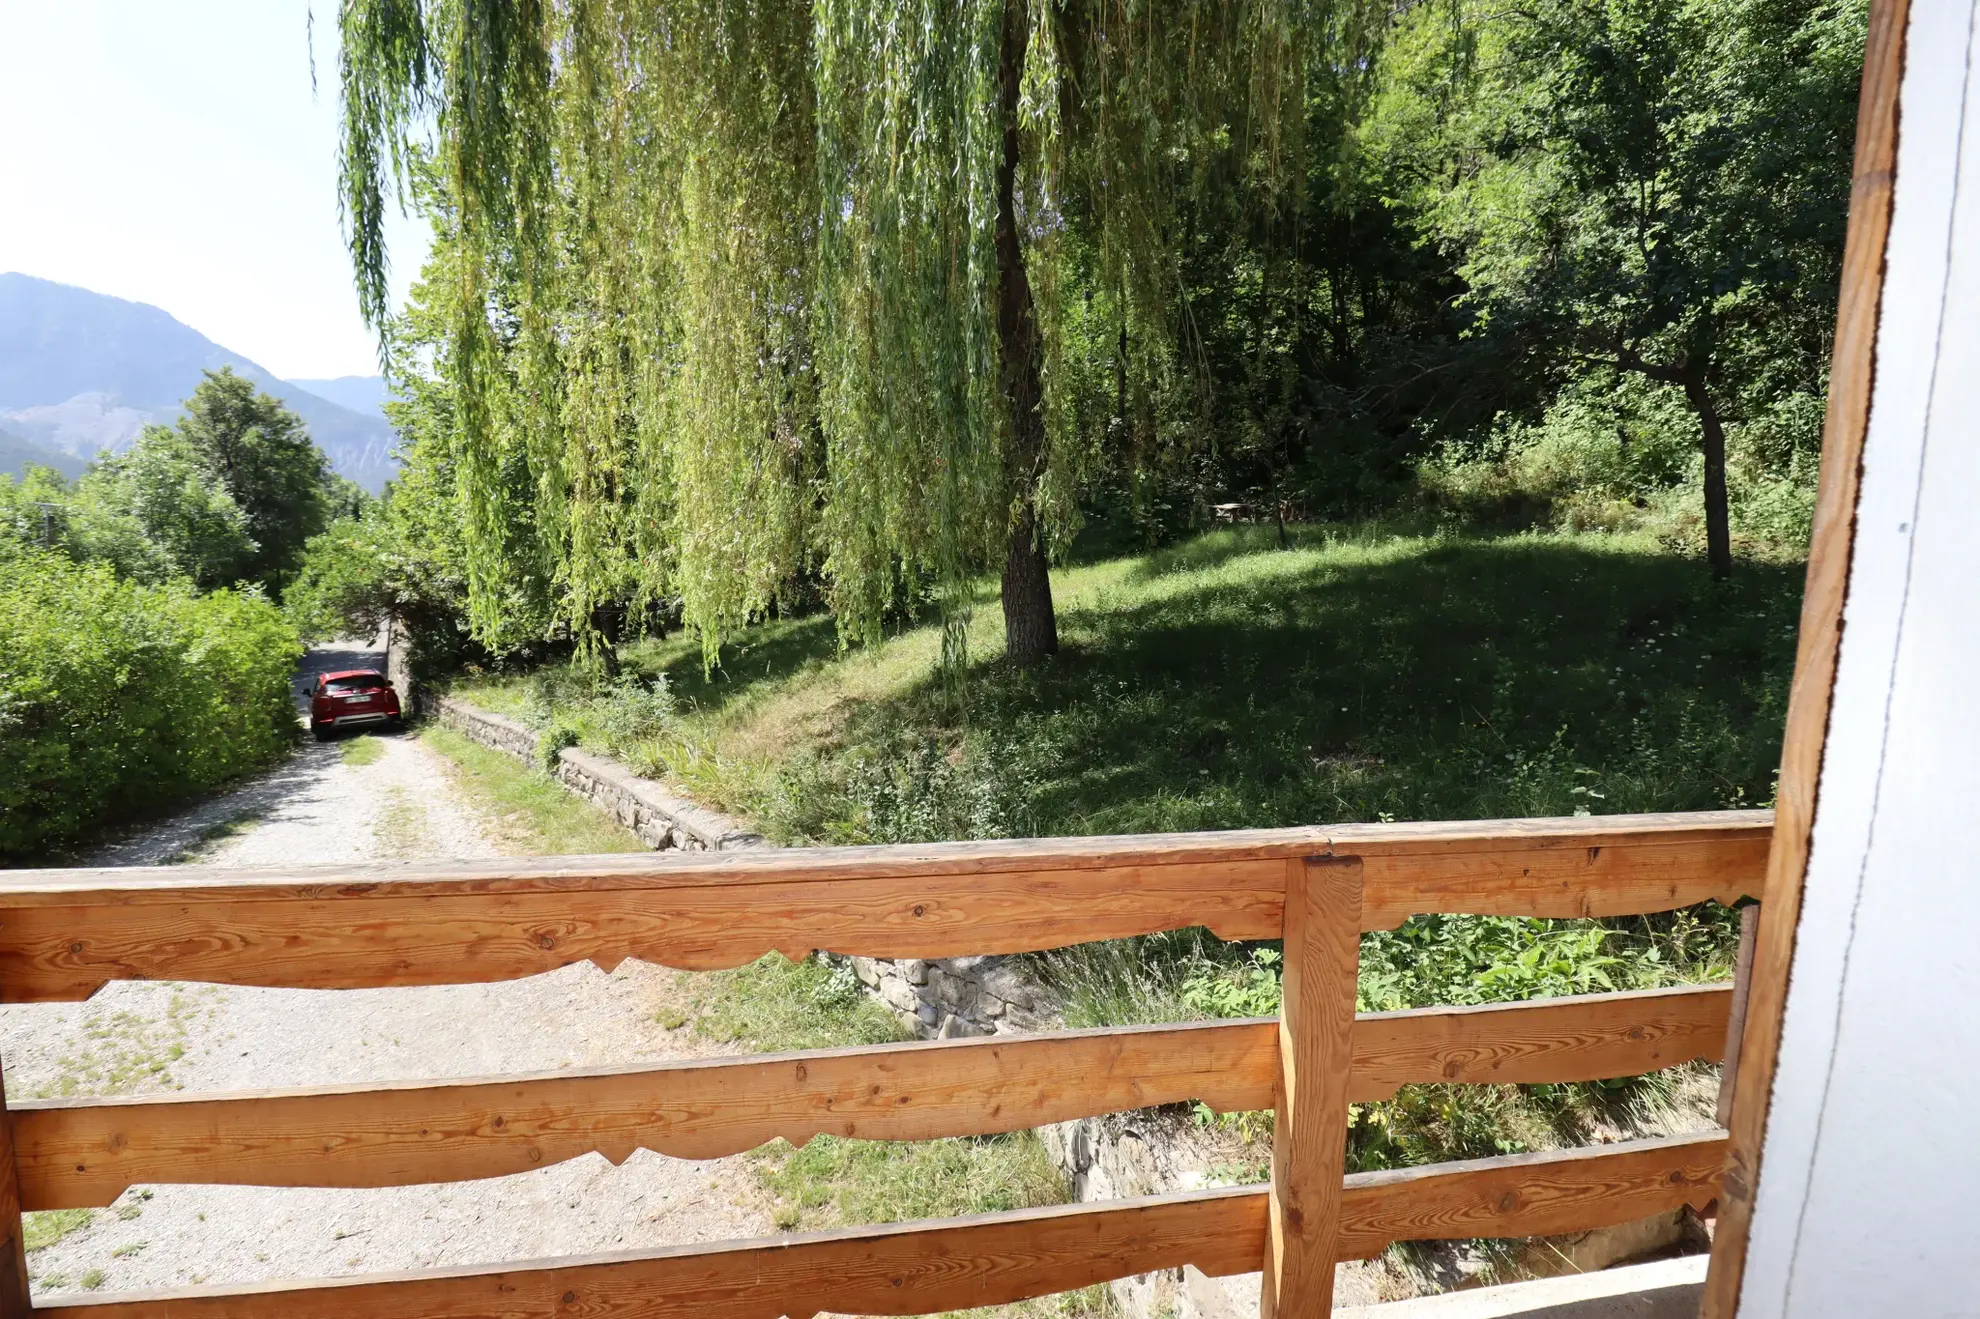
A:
[{"left": 309, "top": 669, "right": 403, "bottom": 741}]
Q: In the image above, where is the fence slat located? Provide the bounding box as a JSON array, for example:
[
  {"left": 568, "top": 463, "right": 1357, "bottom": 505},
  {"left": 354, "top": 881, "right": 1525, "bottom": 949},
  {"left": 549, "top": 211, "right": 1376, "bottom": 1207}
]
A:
[
  {"left": 36, "top": 1186, "right": 1268, "bottom": 1319},
  {"left": 0, "top": 813, "right": 1768, "bottom": 1002},
  {"left": 0, "top": 1059, "right": 30, "bottom": 1319},
  {"left": 1336, "top": 1130, "right": 1728, "bottom": 1260},
  {"left": 1263, "top": 856, "right": 1362, "bottom": 1318},
  {"left": 12, "top": 985, "right": 1732, "bottom": 1210},
  {"left": 36, "top": 1133, "right": 1726, "bottom": 1319},
  {"left": 1351, "top": 981, "right": 1732, "bottom": 1100}
]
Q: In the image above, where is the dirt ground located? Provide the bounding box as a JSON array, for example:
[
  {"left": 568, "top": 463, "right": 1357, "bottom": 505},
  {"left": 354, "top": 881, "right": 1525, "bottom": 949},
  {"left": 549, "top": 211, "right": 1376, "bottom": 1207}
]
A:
[{"left": 0, "top": 643, "right": 770, "bottom": 1301}]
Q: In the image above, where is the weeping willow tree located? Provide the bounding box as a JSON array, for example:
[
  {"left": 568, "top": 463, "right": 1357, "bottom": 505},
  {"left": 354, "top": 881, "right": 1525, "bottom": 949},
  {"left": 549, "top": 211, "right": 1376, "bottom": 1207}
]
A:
[{"left": 340, "top": 0, "right": 1378, "bottom": 666}]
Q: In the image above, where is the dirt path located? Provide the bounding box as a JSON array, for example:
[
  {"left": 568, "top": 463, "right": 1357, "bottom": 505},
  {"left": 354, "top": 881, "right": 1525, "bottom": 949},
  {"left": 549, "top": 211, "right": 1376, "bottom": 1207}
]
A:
[{"left": 0, "top": 644, "right": 770, "bottom": 1300}]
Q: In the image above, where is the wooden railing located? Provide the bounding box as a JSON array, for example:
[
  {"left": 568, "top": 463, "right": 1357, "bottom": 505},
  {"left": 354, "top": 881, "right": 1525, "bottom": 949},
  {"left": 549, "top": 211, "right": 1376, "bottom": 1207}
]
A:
[{"left": 0, "top": 809, "right": 1769, "bottom": 1317}]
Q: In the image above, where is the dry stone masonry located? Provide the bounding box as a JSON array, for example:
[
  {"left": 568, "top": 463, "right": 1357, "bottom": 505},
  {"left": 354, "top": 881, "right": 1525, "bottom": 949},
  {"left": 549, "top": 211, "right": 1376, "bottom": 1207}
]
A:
[
  {"left": 429, "top": 696, "right": 764, "bottom": 852},
  {"left": 843, "top": 954, "right": 1056, "bottom": 1039}
]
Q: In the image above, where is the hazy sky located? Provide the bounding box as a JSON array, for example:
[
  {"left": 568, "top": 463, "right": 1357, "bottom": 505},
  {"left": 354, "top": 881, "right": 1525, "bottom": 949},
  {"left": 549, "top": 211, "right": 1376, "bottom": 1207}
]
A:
[{"left": 0, "top": 1, "right": 430, "bottom": 380}]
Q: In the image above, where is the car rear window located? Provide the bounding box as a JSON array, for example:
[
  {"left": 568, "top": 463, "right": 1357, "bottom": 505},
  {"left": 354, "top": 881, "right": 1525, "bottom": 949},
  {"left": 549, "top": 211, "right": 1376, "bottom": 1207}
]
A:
[{"left": 324, "top": 674, "right": 387, "bottom": 693}]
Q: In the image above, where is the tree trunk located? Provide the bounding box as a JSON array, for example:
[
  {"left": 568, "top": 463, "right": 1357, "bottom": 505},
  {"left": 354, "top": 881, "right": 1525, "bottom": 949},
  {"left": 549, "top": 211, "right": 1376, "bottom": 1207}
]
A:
[
  {"left": 1682, "top": 371, "right": 1734, "bottom": 579},
  {"left": 993, "top": 0, "right": 1059, "bottom": 663},
  {"left": 1003, "top": 503, "right": 1059, "bottom": 662}
]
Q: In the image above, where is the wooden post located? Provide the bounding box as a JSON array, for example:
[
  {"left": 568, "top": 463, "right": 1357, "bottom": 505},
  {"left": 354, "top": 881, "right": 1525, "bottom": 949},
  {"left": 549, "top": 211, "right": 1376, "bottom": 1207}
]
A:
[
  {"left": 0, "top": 1059, "right": 33, "bottom": 1315},
  {"left": 1262, "top": 855, "right": 1361, "bottom": 1318},
  {"left": 1714, "top": 903, "right": 1761, "bottom": 1128}
]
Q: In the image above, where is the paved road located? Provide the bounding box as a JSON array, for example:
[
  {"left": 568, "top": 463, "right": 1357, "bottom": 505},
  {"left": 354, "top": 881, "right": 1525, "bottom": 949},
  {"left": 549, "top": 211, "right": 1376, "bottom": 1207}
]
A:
[{"left": 2, "top": 645, "right": 767, "bottom": 1301}]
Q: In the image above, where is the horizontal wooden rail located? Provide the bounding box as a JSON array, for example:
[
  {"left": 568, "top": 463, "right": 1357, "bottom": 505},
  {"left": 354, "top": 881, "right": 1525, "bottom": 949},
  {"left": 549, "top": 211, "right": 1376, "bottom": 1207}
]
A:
[
  {"left": 12, "top": 984, "right": 1729, "bottom": 1210},
  {"left": 1334, "top": 1130, "right": 1727, "bottom": 1260},
  {"left": 0, "top": 813, "right": 1767, "bottom": 1001},
  {"left": 36, "top": 1132, "right": 1724, "bottom": 1318}
]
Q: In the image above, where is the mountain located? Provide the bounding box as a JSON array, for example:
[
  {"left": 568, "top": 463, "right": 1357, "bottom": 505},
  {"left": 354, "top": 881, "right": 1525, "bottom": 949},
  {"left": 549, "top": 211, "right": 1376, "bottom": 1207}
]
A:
[
  {"left": 1, "top": 425, "right": 86, "bottom": 480},
  {"left": 289, "top": 375, "right": 391, "bottom": 420},
  {"left": 0, "top": 273, "right": 399, "bottom": 492}
]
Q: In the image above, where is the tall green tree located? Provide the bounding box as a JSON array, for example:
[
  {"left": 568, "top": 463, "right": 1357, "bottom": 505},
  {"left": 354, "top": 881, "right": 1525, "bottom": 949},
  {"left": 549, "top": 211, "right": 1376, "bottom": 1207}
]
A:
[
  {"left": 1373, "top": 0, "right": 1864, "bottom": 576},
  {"left": 72, "top": 426, "right": 257, "bottom": 589},
  {"left": 338, "top": 0, "right": 1377, "bottom": 666},
  {"left": 174, "top": 368, "right": 332, "bottom": 590}
]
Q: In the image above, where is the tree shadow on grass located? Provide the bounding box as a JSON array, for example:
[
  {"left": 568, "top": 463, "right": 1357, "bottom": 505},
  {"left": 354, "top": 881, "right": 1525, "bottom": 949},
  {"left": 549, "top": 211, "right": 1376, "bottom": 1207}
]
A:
[
  {"left": 624, "top": 611, "right": 845, "bottom": 720},
  {"left": 825, "top": 535, "right": 1803, "bottom": 839}
]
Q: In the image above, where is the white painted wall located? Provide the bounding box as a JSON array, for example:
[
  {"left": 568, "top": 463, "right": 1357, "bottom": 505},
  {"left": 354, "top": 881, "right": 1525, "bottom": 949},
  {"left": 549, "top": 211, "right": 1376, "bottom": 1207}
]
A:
[{"left": 1738, "top": 3, "right": 1980, "bottom": 1315}]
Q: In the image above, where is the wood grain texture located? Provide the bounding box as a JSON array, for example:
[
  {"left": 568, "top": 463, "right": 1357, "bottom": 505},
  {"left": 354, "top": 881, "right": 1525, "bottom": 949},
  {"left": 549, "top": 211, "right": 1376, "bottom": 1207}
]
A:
[
  {"left": 1701, "top": 0, "right": 1908, "bottom": 1311},
  {"left": 0, "top": 812, "right": 1763, "bottom": 906},
  {"left": 0, "top": 813, "right": 1767, "bottom": 1002},
  {"left": 11, "top": 984, "right": 1730, "bottom": 1210},
  {"left": 1347, "top": 825, "right": 1768, "bottom": 931},
  {"left": 1715, "top": 905, "right": 1760, "bottom": 1128},
  {"left": 36, "top": 1186, "right": 1268, "bottom": 1319},
  {"left": 1350, "top": 982, "right": 1732, "bottom": 1102},
  {"left": 37, "top": 1134, "right": 1726, "bottom": 1318},
  {"left": 0, "top": 866, "right": 1286, "bottom": 1004},
  {"left": 12, "top": 1021, "right": 1274, "bottom": 1211},
  {"left": 12, "top": 983, "right": 1729, "bottom": 1209},
  {"left": 1263, "top": 857, "right": 1361, "bottom": 1318},
  {"left": 0, "top": 1061, "right": 31, "bottom": 1318},
  {"left": 1336, "top": 1130, "right": 1728, "bottom": 1260}
]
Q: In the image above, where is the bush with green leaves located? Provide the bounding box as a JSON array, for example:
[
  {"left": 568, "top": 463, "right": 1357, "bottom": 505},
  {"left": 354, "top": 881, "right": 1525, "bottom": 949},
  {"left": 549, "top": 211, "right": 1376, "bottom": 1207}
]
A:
[
  {"left": 506, "top": 670, "right": 682, "bottom": 778},
  {"left": 0, "top": 540, "right": 301, "bottom": 858},
  {"left": 1419, "top": 374, "right": 1823, "bottom": 559}
]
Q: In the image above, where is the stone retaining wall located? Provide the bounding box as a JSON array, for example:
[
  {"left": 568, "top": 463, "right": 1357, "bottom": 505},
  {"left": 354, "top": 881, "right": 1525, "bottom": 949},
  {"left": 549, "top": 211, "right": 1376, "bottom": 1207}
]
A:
[
  {"left": 843, "top": 954, "right": 1058, "bottom": 1039},
  {"left": 429, "top": 695, "right": 765, "bottom": 852}
]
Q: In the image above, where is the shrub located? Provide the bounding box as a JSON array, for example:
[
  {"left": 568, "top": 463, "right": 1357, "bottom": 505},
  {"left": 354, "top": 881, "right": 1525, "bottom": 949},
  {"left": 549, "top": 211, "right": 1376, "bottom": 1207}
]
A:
[{"left": 0, "top": 541, "right": 301, "bottom": 858}]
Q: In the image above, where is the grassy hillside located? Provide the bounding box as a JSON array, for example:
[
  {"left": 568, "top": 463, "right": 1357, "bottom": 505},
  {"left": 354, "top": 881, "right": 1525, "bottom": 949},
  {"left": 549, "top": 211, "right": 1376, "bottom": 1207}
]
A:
[
  {"left": 456, "top": 521, "right": 1800, "bottom": 846},
  {"left": 454, "top": 520, "right": 1797, "bottom": 1177}
]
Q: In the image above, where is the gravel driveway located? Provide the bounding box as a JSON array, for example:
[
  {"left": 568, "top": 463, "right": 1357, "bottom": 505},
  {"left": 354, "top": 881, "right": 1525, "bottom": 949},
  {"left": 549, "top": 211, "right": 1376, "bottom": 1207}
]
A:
[{"left": 1, "top": 644, "right": 769, "bottom": 1300}]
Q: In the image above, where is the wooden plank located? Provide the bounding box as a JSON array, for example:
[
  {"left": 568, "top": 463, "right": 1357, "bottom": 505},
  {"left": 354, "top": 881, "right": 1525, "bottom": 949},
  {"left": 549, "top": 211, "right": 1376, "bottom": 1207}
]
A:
[
  {"left": 12, "top": 1021, "right": 1275, "bottom": 1211},
  {"left": 1262, "top": 856, "right": 1361, "bottom": 1318},
  {"left": 0, "top": 812, "right": 1764, "bottom": 906},
  {"left": 0, "top": 814, "right": 1768, "bottom": 1002},
  {"left": 1701, "top": 0, "right": 1908, "bottom": 1310},
  {"left": 36, "top": 1186, "right": 1268, "bottom": 1319},
  {"left": 0, "top": 1060, "right": 31, "bottom": 1318},
  {"left": 1336, "top": 1130, "right": 1728, "bottom": 1260},
  {"left": 11, "top": 984, "right": 1730, "bottom": 1210},
  {"left": 0, "top": 865, "right": 1287, "bottom": 1004},
  {"left": 1715, "top": 905, "right": 1760, "bottom": 1127},
  {"left": 1351, "top": 982, "right": 1732, "bottom": 1101},
  {"left": 36, "top": 1134, "right": 1726, "bottom": 1318},
  {"left": 1348, "top": 826, "right": 1768, "bottom": 930}
]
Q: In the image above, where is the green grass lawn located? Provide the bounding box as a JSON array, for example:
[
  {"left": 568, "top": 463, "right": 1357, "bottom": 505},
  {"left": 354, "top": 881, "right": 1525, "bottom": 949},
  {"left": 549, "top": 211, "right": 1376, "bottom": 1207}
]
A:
[
  {"left": 418, "top": 725, "right": 648, "bottom": 855},
  {"left": 454, "top": 520, "right": 1797, "bottom": 1172},
  {"left": 457, "top": 520, "right": 1799, "bottom": 844}
]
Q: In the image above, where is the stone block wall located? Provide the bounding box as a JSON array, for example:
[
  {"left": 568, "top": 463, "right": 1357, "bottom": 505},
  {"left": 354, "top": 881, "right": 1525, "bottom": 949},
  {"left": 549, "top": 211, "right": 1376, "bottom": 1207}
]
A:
[
  {"left": 429, "top": 695, "right": 765, "bottom": 852},
  {"left": 842, "top": 954, "right": 1058, "bottom": 1039}
]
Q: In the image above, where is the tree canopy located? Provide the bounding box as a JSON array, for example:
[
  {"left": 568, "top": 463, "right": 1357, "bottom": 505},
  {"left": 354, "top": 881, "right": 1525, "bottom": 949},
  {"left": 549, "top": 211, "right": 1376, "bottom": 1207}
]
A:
[
  {"left": 175, "top": 368, "right": 333, "bottom": 590},
  {"left": 1373, "top": 0, "right": 1864, "bottom": 576},
  {"left": 339, "top": 0, "right": 1381, "bottom": 667},
  {"left": 72, "top": 425, "right": 257, "bottom": 589},
  {"left": 334, "top": 0, "right": 1863, "bottom": 671}
]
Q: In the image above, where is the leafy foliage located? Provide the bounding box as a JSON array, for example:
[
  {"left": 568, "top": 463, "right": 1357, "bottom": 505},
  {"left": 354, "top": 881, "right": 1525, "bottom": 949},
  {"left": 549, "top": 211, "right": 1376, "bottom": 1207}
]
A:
[
  {"left": 0, "top": 539, "right": 301, "bottom": 858},
  {"left": 1375, "top": 0, "right": 1865, "bottom": 572},
  {"left": 3, "top": 371, "right": 344, "bottom": 597},
  {"left": 173, "top": 369, "right": 332, "bottom": 591},
  {"left": 69, "top": 426, "right": 258, "bottom": 589},
  {"left": 337, "top": 0, "right": 1385, "bottom": 666}
]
